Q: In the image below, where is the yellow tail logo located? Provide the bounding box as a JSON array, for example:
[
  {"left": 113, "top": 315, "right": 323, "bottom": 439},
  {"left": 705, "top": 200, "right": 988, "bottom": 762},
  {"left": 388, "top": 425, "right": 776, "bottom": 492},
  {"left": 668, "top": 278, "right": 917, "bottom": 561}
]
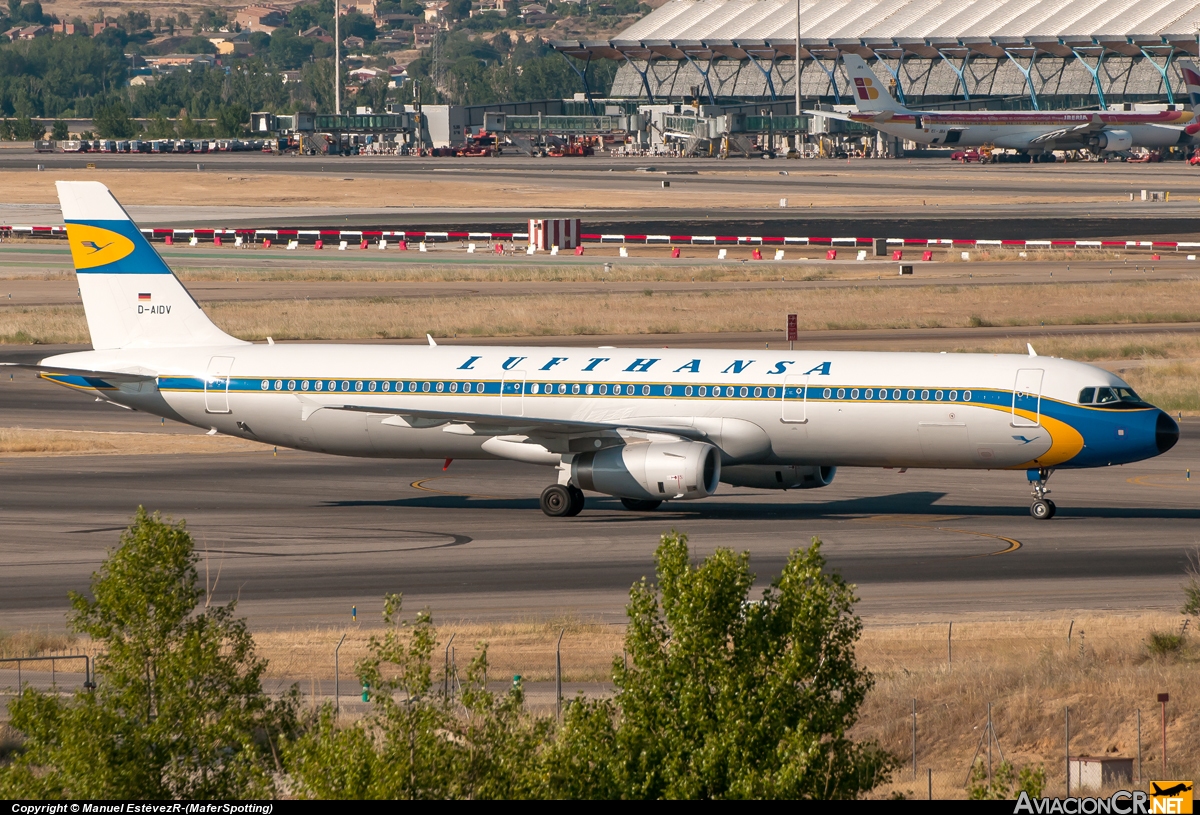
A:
[{"left": 66, "top": 223, "right": 136, "bottom": 270}]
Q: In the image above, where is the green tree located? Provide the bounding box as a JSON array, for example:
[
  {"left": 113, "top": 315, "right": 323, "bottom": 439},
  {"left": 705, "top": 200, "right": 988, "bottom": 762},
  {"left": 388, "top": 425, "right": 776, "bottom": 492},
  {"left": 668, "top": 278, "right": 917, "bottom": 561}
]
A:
[
  {"left": 968, "top": 760, "right": 1046, "bottom": 800},
  {"left": 1183, "top": 547, "right": 1200, "bottom": 619},
  {"left": 0, "top": 508, "right": 297, "bottom": 799},
  {"left": 546, "top": 533, "right": 896, "bottom": 799},
  {"left": 11, "top": 115, "right": 38, "bottom": 140},
  {"left": 215, "top": 103, "right": 249, "bottom": 136},
  {"left": 51, "top": 118, "right": 68, "bottom": 139},
  {"left": 93, "top": 101, "right": 138, "bottom": 137},
  {"left": 142, "top": 111, "right": 175, "bottom": 138},
  {"left": 286, "top": 593, "right": 551, "bottom": 798}
]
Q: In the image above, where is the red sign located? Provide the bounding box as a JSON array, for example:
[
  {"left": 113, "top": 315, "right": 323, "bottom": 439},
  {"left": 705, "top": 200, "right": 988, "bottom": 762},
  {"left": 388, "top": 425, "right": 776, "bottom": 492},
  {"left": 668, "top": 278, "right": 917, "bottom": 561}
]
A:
[{"left": 786, "top": 313, "right": 798, "bottom": 342}]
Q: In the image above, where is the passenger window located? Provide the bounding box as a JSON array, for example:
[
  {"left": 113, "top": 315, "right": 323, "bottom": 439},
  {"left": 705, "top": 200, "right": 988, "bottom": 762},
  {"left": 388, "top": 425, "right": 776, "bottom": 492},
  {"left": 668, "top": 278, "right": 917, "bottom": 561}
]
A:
[
  {"left": 1078, "top": 387, "right": 1095, "bottom": 404},
  {"left": 1095, "top": 387, "right": 1117, "bottom": 404}
]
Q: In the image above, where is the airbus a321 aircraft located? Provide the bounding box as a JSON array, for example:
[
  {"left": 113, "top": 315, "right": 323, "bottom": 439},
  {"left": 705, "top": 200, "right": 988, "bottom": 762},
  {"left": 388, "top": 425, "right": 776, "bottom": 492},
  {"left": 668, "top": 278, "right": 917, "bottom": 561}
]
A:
[
  {"left": 840, "top": 54, "right": 1200, "bottom": 159},
  {"left": 6, "top": 182, "right": 1180, "bottom": 519}
]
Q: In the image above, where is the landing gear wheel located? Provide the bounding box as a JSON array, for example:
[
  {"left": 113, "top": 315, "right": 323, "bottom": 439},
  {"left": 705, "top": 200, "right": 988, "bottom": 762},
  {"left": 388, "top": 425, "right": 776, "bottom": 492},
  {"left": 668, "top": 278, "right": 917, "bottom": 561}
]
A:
[
  {"left": 1044, "top": 499, "right": 1056, "bottom": 518},
  {"left": 1030, "top": 499, "right": 1054, "bottom": 520},
  {"left": 620, "top": 498, "right": 663, "bottom": 512},
  {"left": 540, "top": 484, "right": 573, "bottom": 517},
  {"left": 565, "top": 485, "right": 585, "bottom": 517}
]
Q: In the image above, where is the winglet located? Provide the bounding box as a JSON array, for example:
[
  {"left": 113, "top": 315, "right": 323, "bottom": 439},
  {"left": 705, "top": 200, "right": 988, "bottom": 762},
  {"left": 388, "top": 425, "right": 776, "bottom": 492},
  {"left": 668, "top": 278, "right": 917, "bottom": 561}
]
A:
[
  {"left": 1027, "top": 343, "right": 1038, "bottom": 357},
  {"left": 427, "top": 334, "right": 438, "bottom": 347}
]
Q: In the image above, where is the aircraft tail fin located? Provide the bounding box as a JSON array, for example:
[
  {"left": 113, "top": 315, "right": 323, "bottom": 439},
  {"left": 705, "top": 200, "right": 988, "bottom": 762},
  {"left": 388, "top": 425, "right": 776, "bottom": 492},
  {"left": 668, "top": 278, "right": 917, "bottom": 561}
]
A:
[
  {"left": 841, "top": 54, "right": 907, "bottom": 113},
  {"left": 56, "top": 181, "right": 247, "bottom": 350},
  {"left": 1179, "top": 59, "right": 1200, "bottom": 109}
]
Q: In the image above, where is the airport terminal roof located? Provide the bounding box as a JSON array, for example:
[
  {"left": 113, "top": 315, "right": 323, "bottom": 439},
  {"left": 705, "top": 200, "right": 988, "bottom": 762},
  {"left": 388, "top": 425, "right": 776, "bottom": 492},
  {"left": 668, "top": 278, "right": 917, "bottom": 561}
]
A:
[{"left": 553, "top": 0, "right": 1200, "bottom": 60}]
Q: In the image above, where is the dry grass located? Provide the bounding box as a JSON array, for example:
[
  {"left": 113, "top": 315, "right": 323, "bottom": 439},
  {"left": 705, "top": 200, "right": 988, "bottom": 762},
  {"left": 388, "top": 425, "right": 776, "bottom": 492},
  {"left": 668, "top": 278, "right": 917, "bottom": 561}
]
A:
[
  {"left": 254, "top": 615, "right": 625, "bottom": 685},
  {"left": 172, "top": 261, "right": 841, "bottom": 284},
  {"left": 955, "top": 332, "right": 1200, "bottom": 362},
  {"left": 856, "top": 612, "right": 1200, "bottom": 797},
  {"left": 1119, "top": 362, "right": 1200, "bottom": 413},
  {"left": 0, "top": 628, "right": 78, "bottom": 659},
  {"left": 0, "top": 427, "right": 267, "bottom": 457},
  {"left": 6, "top": 280, "right": 1200, "bottom": 345}
]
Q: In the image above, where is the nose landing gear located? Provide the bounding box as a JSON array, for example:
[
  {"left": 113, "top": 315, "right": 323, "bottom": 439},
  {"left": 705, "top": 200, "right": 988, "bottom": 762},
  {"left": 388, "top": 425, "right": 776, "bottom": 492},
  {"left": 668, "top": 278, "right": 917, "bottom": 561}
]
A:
[{"left": 1028, "top": 467, "right": 1056, "bottom": 519}]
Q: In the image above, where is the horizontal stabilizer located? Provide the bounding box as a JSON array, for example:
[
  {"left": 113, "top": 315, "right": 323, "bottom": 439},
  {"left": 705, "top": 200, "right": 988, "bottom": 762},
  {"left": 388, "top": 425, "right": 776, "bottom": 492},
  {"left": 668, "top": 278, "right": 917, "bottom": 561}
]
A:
[{"left": 0, "top": 362, "right": 158, "bottom": 384}]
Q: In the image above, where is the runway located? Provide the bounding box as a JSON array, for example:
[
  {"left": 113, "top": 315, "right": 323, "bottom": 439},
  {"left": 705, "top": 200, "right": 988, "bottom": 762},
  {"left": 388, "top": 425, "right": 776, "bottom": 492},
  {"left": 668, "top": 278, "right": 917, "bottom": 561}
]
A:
[{"left": 0, "top": 370, "right": 1196, "bottom": 630}]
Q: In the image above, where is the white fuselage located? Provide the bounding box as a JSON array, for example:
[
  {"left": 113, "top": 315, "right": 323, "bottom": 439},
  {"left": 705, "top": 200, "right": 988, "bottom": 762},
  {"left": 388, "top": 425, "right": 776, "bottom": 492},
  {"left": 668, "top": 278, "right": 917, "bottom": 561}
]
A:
[
  {"left": 43, "top": 343, "right": 1162, "bottom": 474},
  {"left": 855, "top": 114, "right": 1190, "bottom": 152}
]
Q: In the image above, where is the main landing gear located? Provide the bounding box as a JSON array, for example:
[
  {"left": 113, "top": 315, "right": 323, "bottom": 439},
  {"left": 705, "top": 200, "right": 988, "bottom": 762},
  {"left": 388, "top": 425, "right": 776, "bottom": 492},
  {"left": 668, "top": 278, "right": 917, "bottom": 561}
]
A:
[
  {"left": 1028, "top": 467, "right": 1056, "bottom": 520},
  {"left": 540, "top": 483, "right": 585, "bottom": 517},
  {"left": 539, "top": 485, "right": 666, "bottom": 516}
]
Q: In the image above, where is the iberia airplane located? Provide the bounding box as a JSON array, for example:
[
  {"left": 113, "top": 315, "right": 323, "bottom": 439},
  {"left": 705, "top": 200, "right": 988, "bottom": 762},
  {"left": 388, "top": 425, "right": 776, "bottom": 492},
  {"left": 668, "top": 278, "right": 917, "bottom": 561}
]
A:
[
  {"left": 4, "top": 182, "right": 1180, "bottom": 519},
  {"left": 841, "top": 54, "right": 1199, "bottom": 159}
]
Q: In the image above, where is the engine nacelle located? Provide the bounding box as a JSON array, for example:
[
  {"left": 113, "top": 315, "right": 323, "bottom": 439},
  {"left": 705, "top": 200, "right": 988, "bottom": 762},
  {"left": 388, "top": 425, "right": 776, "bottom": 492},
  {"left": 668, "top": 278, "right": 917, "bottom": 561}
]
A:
[
  {"left": 720, "top": 465, "right": 837, "bottom": 490},
  {"left": 572, "top": 441, "right": 720, "bottom": 501},
  {"left": 1090, "top": 130, "right": 1132, "bottom": 152}
]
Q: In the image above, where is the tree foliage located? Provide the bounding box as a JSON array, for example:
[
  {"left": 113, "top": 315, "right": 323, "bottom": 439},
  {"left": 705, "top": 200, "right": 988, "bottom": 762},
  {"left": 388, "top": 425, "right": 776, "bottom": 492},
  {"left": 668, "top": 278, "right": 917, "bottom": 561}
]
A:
[
  {"left": 968, "top": 760, "right": 1046, "bottom": 800},
  {"left": 2, "top": 522, "right": 891, "bottom": 801},
  {"left": 546, "top": 532, "right": 896, "bottom": 799},
  {"left": 0, "top": 508, "right": 297, "bottom": 799},
  {"left": 286, "top": 594, "right": 552, "bottom": 798}
]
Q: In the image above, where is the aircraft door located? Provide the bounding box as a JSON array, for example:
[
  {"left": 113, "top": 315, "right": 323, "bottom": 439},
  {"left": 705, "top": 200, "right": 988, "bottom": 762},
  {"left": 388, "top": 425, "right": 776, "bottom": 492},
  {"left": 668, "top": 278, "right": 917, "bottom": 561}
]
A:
[
  {"left": 204, "top": 355, "right": 235, "bottom": 414},
  {"left": 1012, "top": 368, "right": 1043, "bottom": 427},
  {"left": 781, "top": 374, "right": 808, "bottom": 423},
  {"left": 501, "top": 370, "right": 526, "bottom": 416}
]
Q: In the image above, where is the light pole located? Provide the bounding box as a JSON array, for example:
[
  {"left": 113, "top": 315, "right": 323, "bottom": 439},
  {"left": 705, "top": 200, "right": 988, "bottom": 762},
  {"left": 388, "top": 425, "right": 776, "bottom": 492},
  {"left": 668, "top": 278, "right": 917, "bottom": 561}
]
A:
[
  {"left": 334, "top": 0, "right": 340, "bottom": 115},
  {"left": 794, "top": 0, "right": 801, "bottom": 153}
]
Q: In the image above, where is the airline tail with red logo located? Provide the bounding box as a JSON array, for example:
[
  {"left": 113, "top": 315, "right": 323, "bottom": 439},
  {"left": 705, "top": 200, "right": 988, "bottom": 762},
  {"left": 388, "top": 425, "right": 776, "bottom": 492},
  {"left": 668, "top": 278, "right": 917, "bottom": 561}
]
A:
[{"left": 842, "top": 53, "right": 907, "bottom": 114}]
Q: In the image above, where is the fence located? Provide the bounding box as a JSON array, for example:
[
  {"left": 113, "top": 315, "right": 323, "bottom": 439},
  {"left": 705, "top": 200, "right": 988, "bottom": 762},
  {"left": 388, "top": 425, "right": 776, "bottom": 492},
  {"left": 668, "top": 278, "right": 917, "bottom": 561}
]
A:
[{"left": 4, "top": 617, "right": 1195, "bottom": 798}]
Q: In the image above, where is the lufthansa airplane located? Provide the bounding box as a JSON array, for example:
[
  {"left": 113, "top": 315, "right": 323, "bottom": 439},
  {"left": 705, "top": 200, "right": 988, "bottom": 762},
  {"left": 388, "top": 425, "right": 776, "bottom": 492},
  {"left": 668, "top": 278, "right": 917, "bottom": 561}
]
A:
[
  {"left": 839, "top": 54, "right": 1200, "bottom": 158},
  {"left": 4, "top": 182, "right": 1180, "bottom": 518}
]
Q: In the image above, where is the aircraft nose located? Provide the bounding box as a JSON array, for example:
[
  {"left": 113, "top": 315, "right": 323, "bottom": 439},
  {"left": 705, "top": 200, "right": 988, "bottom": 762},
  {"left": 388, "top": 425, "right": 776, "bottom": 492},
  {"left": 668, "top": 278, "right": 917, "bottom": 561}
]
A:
[{"left": 1156, "top": 410, "right": 1180, "bottom": 454}]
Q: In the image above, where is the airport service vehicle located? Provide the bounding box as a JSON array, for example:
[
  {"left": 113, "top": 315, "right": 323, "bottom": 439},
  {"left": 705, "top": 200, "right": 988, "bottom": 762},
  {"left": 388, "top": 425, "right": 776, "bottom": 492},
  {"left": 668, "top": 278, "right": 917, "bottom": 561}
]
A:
[
  {"left": 840, "top": 54, "right": 1198, "bottom": 159},
  {"left": 7, "top": 182, "right": 1180, "bottom": 519}
]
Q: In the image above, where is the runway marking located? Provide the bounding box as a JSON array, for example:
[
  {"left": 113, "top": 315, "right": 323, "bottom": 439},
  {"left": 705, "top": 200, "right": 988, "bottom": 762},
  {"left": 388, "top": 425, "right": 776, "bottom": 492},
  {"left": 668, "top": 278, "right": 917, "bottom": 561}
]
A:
[
  {"left": 1126, "top": 474, "right": 1196, "bottom": 491},
  {"left": 410, "top": 477, "right": 511, "bottom": 500},
  {"left": 855, "top": 514, "right": 1022, "bottom": 558}
]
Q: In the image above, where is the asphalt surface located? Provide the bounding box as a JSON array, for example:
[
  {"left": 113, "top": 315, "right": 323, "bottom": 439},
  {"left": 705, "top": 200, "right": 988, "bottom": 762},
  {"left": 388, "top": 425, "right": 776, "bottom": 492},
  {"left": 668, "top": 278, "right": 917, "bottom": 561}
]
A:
[
  {"left": 1, "top": 369, "right": 1197, "bottom": 630},
  {"left": 5, "top": 153, "right": 1200, "bottom": 238}
]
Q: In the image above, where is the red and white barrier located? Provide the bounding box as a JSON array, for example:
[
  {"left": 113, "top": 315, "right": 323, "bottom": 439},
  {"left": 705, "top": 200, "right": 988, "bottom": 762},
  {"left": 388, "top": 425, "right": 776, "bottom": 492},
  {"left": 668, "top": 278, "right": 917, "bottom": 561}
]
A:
[
  {"left": 3, "top": 224, "right": 1197, "bottom": 252},
  {"left": 528, "top": 218, "right": 581, "bottom": 250}
]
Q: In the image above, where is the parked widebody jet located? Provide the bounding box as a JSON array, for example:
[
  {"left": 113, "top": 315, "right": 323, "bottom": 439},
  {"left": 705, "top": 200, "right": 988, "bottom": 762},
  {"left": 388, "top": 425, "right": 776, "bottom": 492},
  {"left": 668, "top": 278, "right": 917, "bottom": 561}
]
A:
[
  {"left": 6, "top": 182, "right": 1180, "bottom": 518},
  {"left": 839, "top": 54, "right": 1200, "bottom": 159}
]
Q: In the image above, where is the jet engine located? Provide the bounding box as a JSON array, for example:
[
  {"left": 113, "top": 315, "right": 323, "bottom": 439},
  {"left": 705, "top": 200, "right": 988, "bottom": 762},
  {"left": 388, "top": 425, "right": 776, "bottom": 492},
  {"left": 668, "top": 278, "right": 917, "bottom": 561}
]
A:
[
  {"left": 720, "top": 465, "right": 837, "bottom": 490},
  {"left": 572, "top": 441, "right": 720, "bottom": 501},
  {"left": 1090, "top": 130, "right": 1132, "bottom": 152}
]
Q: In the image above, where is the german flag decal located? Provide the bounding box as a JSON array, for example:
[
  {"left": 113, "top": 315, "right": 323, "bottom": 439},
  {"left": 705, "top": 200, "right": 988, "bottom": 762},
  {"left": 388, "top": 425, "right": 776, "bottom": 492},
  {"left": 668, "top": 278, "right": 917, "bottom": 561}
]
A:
[{"left": 138, "top": 292, "right": 151, "bottom": 301}]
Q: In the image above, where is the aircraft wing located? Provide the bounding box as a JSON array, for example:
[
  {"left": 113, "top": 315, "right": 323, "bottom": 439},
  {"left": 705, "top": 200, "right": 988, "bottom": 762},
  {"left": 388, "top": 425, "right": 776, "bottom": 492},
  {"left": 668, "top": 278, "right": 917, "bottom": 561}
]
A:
[
  {"left": 1028, "top": 117, "right": 1106, "bottom": 145},
  {"left": 320, "top": 401, "right": 707, "bottom": 440},
  {"left": 0, "top": 362, "right": 159, "bottom": 385}
]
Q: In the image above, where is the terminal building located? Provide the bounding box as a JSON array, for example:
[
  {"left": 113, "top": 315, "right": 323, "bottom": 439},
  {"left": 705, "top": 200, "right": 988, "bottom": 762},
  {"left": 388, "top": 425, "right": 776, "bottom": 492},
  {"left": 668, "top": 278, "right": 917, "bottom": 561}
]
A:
[{"left": 553, "top": 0, "right": 1200, "bottom": 110}]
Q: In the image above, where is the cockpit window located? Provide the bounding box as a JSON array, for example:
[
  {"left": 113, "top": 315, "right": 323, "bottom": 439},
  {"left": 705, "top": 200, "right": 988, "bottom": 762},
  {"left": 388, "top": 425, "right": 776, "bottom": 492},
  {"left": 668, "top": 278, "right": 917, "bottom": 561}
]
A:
[{"left": 1080, "top": 386, "right": 1147, "bottom": 408}]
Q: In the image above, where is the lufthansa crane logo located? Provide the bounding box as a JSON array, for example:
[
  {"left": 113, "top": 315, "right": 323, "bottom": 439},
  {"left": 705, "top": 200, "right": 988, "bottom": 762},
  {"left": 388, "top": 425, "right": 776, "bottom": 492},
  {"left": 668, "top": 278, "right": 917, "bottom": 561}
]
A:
[
  {"left": 854, "top": 77, "right": 879, "bottom": 101},
  {"left": 65, "top": 223, "right": 136, "bottom": 270}
]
